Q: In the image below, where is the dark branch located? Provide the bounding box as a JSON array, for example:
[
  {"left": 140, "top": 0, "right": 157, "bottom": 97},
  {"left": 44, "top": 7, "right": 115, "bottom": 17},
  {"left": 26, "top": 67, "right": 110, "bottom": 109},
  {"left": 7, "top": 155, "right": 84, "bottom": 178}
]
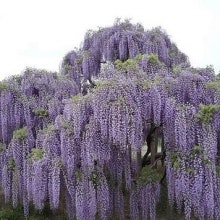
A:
[{"left": 141, "top": 122, "right": 163, "bottom": 167}]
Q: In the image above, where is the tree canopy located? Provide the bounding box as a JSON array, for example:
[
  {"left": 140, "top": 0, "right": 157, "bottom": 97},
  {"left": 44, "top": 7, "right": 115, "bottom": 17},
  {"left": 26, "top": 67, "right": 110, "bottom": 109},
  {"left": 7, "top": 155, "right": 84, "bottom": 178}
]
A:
[{"left": 0, "top": 19, "right": 220, "bottom": 220}]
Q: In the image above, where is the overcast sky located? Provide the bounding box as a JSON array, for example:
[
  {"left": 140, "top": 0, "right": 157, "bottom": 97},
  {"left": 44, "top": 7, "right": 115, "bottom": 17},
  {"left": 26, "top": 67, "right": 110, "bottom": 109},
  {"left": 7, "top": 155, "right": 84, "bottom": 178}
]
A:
[{"left": 0, "top": 0, "right": 219, "bottom": 80}]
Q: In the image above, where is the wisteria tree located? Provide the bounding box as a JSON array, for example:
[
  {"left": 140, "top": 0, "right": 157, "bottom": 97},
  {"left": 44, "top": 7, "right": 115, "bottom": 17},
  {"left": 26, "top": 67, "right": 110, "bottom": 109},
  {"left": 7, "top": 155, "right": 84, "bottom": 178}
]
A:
[{"left": 0, "top": 19, "right": 220, "bottom": 220}]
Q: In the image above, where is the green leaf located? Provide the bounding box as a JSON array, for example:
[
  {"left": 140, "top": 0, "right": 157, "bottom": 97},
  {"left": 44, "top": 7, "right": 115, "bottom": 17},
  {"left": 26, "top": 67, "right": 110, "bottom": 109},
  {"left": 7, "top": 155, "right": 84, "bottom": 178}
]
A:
[
  {"left": 29, "top": 148, "right": 44, "bottom": 161},
  {"left": 137, "top": 166, "right": 162, "bottom": 185},
  {"left": 13, "top": 127, "right": 28, "bottom": 141},
  {"left": 33, "top": 108, "right": 49, "bottom": 118}
]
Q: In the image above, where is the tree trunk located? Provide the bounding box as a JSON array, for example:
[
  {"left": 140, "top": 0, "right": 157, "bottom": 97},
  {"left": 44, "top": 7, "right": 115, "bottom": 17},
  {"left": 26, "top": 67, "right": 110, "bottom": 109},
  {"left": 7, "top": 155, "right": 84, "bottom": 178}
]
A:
[{"left": 151, "top": 128, "right": 158, "bottom": 168}]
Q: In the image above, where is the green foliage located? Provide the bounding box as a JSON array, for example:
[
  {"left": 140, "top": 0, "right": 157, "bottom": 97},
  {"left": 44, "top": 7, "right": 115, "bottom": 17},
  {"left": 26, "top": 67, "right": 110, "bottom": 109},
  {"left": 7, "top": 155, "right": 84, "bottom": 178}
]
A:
[
  {"left": 109, "top": 96, "right": 126, "bottom": 106},
  {"left": 135, "top": 79, "right": 151, "bottom": 90},
  {"left": 170, "top": 152, "right": 178, "bottom": 164},
  {"left": 190, "top": 145, "right": 203, "bottom": 154},
  {"left": 0, "top": 81, "right": 8, "bottom": 91},
  {"left": 64, "top": 64, "right": 72, "bottom": 71},
  {"left": 0, "top": 203, "right": 66, "bottom": 220},
  {"left": 114, "top": 58, "right": 139, "bottom": 72},
  {"left": 202, "top": 155, "right": 212, "bottom": 165},
  {"left": 172, "top": 65, "right": 183, "bottom": 74},
  {"left": 173, "top": 160, "right": 181, "bottom": 170},
  {"left": 43, "top": 124, "right": 58, "bottom": 135},
  {"left": 8, "top": 158, "right": 16, "bottom": 170},
  {"left": 33, "top": 108, "right": 49, "bottom": 118},
  {"left": 169, "top": 152, "right": 181, "bottom": 170},
  {"left": 147, "top": 53, "right": 160, "bottom": 64},
  {"left": 114, "top": 53, "right": 161, "bottom": 74},
  {"left": 169, "top": 146, "right": 212, "bottom": 172},
  {"left": 29, "top": 148, "right": 44, "bottom": 161},
  {"left": 176, "top": 103, "right": 186, "bottom": 111},
  {"left": 70, "top": 94, "right": 84, "bottom": 103},
  {"left": 206, "top": 80, "right": 220, "bottom": 91},
  {"left": 93, "top": 80, "right": 117, "bottom": 91},
  {"left": 89, "top": 171, "right": 100, "bottom": 185},
  {"left": 216, "top": 166, "right": 220, "bottom": 177},
  {"left": 82, "top": 50, "right": 90, "bottom": 57},
  {"left": 186, "top": 167, "right": 195, "bottom": 174},
  {"left": 76, "top": 55, "right": 83, "bottom": 65},
  {"left": 75, "top": 170, "right": 83, "bottom": 182},
  {"left": 9, "top": 75, "right": 22, "bottom": 84},
  {"left": 61, "top": 121, "right": 74, "bottom": 136},
  {"left": 134, "top": 53, "right": 143, "bottom": 62},
  {"left": 138, "top": 166, "right": 162, "bottom": 185},
  {"left": 61, "top": 121, "right": 70, "bottom": 129},
  {"left": 0, "top": 142, "right": 6, "bottom": 152},
  {"left": 70, "top": 93, "right": 91, "bottom": 104},
  {"left": 0, "top": 205, "right": 23, "bottom": 220},
  {"left": 196, "top": 104, "right": 220, "bottom": 124},
  {"left": 13, "top": 127, "right": 28, "bottom": 141}
]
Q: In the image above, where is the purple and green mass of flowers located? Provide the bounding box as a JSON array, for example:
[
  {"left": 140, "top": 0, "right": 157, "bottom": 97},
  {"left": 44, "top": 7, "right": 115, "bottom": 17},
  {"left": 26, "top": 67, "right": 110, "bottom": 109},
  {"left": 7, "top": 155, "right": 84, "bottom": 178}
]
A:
[{"left": 0, "top": 19, "right": 220, "bottom": 220}]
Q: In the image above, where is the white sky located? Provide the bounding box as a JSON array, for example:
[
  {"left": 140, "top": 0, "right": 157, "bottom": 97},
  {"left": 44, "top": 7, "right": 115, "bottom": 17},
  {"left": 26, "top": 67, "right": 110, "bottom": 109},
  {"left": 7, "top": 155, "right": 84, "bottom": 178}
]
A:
[{"left": 0, "top": 0, "right": 219, "bottom": 80}]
